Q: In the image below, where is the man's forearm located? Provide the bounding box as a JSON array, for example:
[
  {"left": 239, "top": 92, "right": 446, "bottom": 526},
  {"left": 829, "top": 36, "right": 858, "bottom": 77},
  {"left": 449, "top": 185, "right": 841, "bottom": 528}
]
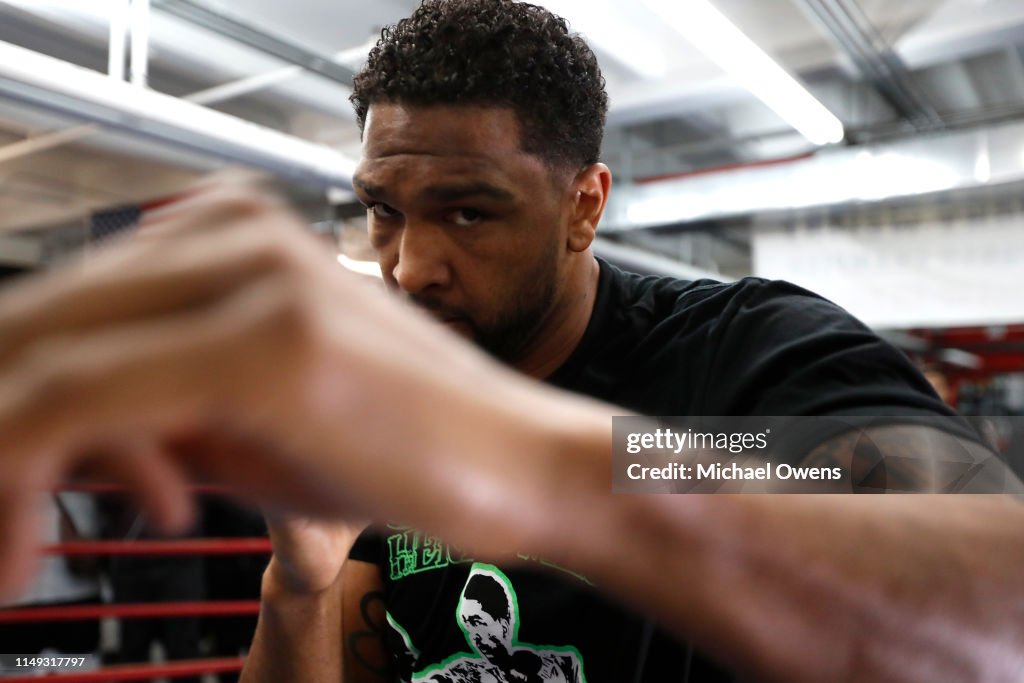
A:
[
  {"left": 314, "top": 377, "right": 1024, "bottom": 683},
  {"left": 474, "top": 406, "right": 1024, "bottom": 682},
  {"left": 241, "top": 558, "right": 344, "bottom": 683},
  {"left": 557, "top": 481, "right": 1024, "bottom": 682}
]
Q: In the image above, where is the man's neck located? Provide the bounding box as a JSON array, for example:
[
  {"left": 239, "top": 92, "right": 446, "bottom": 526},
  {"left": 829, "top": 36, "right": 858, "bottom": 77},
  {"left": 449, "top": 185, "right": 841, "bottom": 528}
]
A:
[{"left": 513, "top": 256, "right": 601, "bottom": 380}]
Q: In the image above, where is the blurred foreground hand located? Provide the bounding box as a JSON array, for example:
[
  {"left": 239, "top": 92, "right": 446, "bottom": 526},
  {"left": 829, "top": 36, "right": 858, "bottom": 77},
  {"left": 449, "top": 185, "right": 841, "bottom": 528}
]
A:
[{"left": 0, "top": 176, "right": 598, "bottom": 599}]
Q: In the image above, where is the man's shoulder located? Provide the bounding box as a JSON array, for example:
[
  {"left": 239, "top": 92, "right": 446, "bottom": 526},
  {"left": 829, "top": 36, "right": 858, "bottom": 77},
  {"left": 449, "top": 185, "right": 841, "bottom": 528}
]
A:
[{"left": 602, "top": 260, "right": 834, "bottom": 327}]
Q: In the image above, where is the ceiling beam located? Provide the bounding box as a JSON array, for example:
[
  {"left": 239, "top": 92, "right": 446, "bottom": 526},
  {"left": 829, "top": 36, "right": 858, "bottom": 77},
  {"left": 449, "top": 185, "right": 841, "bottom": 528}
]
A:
[{"left": 152, "top": 0, "right": 355, "bottom": 87}]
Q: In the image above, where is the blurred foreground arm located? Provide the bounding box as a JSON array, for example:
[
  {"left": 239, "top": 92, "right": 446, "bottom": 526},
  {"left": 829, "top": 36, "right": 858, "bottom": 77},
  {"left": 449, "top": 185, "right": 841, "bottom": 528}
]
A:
[{"left": 0, "top": 181, "right": 1022, "bottom": 682}]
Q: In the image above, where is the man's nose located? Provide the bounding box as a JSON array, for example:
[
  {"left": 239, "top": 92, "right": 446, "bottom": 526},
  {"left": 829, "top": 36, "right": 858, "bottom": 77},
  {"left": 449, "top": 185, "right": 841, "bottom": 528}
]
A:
[{"left": 392, "top": 223, "right": 451, "bottom": 295}]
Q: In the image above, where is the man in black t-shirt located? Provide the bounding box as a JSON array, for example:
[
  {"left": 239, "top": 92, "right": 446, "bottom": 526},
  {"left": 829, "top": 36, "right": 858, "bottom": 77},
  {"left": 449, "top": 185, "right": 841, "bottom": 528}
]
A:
[
  {"left": 0, "top": 1, "right": 1020, "bottom": 682},
  {"left": 234, "top": 2, "right": 1015, "bottom": 683}
]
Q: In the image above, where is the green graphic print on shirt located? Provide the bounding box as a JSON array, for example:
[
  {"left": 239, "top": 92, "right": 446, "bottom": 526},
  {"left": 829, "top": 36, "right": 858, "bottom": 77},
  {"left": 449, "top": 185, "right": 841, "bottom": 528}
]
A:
[
  {"left": 385, "top": 526, "right": 592, "bottom": 586},
  {"left": 389, "top": 563, "right": 587, "bottom": 683}
]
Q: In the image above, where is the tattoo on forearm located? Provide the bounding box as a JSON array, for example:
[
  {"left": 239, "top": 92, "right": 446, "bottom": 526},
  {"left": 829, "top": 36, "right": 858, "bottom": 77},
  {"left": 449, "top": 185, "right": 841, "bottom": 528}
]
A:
[
  {"left": 799, "top": 432, "right": 850, "bottom": 471},
  {"left": 346, "top": 590, "right": 390, "bottom": 679},
  {"left": 800, "top": 426, "right": 1004, "bottom": 493}
]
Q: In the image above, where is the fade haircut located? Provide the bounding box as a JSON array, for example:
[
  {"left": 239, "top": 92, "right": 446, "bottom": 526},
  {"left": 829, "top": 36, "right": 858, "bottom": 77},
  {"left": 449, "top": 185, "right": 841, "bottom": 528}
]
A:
[{"left": 350, "top": 0, "right": 608, "bottom": 172}]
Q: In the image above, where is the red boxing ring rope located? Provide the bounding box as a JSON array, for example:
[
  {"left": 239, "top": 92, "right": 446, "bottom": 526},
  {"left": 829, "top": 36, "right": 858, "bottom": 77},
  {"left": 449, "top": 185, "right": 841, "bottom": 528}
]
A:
[
  {"left": 0, "top": 599, "right": 260, "bottom": 623},
  {"left": 42, "top": 538, "right": 273, "bottom": 556},
  {"left": 0, "top": 483, "right": 271, "bottom": 680}
]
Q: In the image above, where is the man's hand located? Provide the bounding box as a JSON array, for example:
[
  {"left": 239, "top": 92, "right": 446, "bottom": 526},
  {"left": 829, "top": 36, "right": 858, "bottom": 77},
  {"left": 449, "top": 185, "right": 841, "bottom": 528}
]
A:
[
  {"left": 264, "top": 513, "right": 367, "bottom": 595},
  {"left": 0, "top": 177, "right": 590, "bottom": 600}
]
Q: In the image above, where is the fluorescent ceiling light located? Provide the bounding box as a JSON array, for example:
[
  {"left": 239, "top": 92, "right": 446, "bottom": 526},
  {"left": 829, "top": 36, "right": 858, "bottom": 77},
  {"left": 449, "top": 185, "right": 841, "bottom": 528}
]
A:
[
  {"left": 337, "top": 254, "right": 382, "bottom": 278},
  {"left": 641, "top": 0, "right": 844, "bottom": 145}
]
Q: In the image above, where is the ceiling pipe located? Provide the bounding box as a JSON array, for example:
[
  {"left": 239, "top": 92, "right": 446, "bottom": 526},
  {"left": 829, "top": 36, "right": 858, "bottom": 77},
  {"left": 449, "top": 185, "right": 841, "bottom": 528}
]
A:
[
  {"left": 798, "top": 0, "right": 943, "bottom": 132},
  {"left": 0, "top": 40, "right": 356, "bottom": 190},
  {"left": 108, "top": 0, "right": 129, "bottom": 81},
  {"left": 129, "top": 0, "right": 150, "bottom": 87}
]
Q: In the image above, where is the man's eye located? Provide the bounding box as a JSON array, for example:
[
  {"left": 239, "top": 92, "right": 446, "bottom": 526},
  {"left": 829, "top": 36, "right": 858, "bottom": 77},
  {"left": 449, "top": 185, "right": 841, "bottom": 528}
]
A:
[
  {"left": 447, "top": 208, "right": 483, "bottom": 226},
  {"left": 367, "top": 203, "right": 400, "bottom": 219}
]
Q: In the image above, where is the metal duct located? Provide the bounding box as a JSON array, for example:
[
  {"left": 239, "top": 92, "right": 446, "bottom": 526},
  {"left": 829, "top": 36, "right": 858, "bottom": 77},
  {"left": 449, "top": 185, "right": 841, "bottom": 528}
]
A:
[
  {"left": 605, "top": 118, "right": 1024, "bottom": 230},
  {"left": 151, "top": 0, "right": 356, "bottom": 87},
  {"left": 0, "top": 41, "right": 356, "bottom": 190}
]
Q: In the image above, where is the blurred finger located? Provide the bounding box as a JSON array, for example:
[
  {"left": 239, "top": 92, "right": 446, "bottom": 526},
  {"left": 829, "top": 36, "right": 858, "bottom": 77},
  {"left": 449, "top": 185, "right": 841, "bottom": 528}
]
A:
[
  {"left": 79, "top": 438, "right": 196, "bottom": 535},
  {"left": 0, "top": 470, "right": 53, "bottom": 601},
  {"left": 0, "top": 212, "right": 320, "bottom": 368},
  {"left": 0, "top": 279, "right": 351, "bottom": 519}
]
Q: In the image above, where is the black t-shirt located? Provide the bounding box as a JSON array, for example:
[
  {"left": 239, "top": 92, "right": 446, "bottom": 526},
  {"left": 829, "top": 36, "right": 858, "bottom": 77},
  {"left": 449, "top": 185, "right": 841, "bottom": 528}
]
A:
[{"left": 351, "top": 260, "right": 956, "bottom": 683}]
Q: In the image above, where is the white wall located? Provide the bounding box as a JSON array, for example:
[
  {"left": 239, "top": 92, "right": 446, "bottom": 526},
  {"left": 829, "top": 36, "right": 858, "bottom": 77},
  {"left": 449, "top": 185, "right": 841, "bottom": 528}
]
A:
[{"left": 753, "top": 208, "right": 1024, "bottom": 329}]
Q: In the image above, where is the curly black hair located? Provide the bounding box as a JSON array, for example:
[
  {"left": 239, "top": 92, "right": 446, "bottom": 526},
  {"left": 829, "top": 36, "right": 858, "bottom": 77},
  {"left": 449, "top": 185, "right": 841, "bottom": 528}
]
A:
[{"left": 350, "top": 0, "right": 608, "bottom": 172}]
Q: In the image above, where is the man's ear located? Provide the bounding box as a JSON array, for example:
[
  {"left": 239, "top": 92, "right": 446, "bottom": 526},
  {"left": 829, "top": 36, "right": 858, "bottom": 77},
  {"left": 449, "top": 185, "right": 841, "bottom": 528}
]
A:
[{"left": 567, "top": 163, "right": 612, "bottom": 253}]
